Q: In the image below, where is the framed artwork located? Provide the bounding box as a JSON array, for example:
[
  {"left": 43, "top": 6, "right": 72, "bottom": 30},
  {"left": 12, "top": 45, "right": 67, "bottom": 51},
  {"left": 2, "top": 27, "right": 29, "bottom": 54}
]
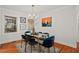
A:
[
  {"left": 5, "top": 16, "right": 17, "bottom": 33},
  {"left": 20, "top": 24, "right": 26, "bottom": 30},
  {"left": 20, "top": 17, "right": 26, "bottom": 23},
  {"left": 42, "top": 17, "right": 52, "bottom": 27}
]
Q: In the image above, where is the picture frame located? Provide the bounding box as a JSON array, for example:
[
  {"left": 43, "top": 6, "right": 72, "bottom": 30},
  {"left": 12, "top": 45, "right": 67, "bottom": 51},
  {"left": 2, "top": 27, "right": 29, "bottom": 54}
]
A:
[
  {"left": 20, "top": 17, "right": 26, "bottom": 23},
  {"left": 5, "top": 16, "right": 17, "bottom": 33},
  {"left": 42, "top": 17, "right": 52, "bottom": 27},
  {"left": 20, "top": 24, "right": 26, "bottom": 30}
]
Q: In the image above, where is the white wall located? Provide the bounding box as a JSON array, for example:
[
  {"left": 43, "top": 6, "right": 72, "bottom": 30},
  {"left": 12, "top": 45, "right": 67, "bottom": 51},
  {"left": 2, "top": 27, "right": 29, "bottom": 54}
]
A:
[
  {"left": 75, "top": 6, "right": 79, "bottom": 42},
  {"left": 35, "top": 6, "right": 78, "bottom": 48},
  {"left": 0, "top": 8, "right": 1, "bottom": 36},
  {"left": 0, "top": 7, "right": 28, "bottom": 44}
]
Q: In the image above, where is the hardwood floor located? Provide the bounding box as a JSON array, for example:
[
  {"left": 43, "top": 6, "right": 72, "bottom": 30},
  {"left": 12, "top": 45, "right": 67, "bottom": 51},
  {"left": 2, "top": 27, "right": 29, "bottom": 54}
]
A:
[
  {"left": 54, "top": 43, "right": 77, "bottom": 53},
  {"left": 0, "top": 43, "right": 17, "bottom": 53},
  {"left": 0, "top": 40, "right": 77, "bottom": 53}
]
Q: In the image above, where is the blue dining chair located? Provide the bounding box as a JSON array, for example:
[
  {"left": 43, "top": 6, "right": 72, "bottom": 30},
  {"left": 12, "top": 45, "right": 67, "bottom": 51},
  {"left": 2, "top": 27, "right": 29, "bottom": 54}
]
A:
[{"left": 39, "top": 36, "right": 55, "bottom": 53}]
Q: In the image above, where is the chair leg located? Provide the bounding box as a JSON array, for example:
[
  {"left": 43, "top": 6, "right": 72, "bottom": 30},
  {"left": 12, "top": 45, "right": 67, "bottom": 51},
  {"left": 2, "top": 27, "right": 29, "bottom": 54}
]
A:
[
  {"left": 53, "top": 46, "right": 56, "bottom": 53},
  {"left": 42, "top": 47, "right": 45, "bottom": 53},
  {"left": 48, "top": 48, "right": 50, "bottom": 53},
  {"left": 31, "top": 45, "right": 32, "bottom": 53},
  {"left": 25, "top": 42, "right": 27, "bottom": 52},
  {"left": 39, "top": 45, "right": 41, "bottom": 52},
  {"left": 21, "top": 39, "right": 23, "bottom": 48}
]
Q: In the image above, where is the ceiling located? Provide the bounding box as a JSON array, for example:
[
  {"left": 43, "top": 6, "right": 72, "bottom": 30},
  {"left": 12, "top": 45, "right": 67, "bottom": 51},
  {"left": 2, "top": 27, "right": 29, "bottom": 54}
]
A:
[{"left": 0, "top": 5, "right": 69, "bottom": 14}]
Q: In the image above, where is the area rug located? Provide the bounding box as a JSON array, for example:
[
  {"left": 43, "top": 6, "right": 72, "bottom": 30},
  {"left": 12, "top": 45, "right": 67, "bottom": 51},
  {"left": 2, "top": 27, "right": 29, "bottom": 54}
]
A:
[{"left": 16, "top": 43, "right": 60, "bottom": 53}]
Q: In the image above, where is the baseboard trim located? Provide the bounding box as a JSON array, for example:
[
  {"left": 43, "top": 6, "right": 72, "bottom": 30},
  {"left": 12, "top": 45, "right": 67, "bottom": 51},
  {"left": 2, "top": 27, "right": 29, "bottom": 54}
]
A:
[{"left": 0, "top": 40, "right": 21, "bottom": 46}]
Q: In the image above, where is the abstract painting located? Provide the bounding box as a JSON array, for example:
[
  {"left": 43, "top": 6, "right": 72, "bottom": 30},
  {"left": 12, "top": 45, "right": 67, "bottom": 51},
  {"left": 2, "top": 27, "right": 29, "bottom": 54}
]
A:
[
  {"left": 42, "top": 17, "right": 52, "bottom": 27},
  {"left": 5, "top": 16, "right": 17, "bottom": 33}
]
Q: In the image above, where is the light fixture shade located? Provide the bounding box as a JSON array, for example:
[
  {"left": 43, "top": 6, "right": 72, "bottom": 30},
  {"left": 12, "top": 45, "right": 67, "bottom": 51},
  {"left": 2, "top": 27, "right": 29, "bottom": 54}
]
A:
[{"left": 28, "top": 14, "right": 35, "bottom": 19}]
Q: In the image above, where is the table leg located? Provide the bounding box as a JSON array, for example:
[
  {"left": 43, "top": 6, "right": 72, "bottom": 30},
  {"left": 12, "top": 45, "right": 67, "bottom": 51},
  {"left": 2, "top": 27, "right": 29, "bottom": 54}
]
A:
[{"left": 25, "top": 42, "right": 27, "bottom": 52}]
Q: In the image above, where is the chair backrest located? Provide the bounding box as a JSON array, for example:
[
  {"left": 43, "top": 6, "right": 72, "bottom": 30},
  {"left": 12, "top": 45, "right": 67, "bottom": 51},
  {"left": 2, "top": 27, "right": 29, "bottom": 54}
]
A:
[
  {"left": 25, "top": 31, "right": 31, "bottom": 36},
  {"left": 26, "top": 35, "right": 36, "bottom": 43},
  {"left": 42, "top": 33, "right": 49, "bottom": 38},
  {"left": 49, "top": 36, "right": 55, "bottom": 45},
  {"left": 21, "top": 35, "right": 26, "bottom": 39},
  {"left": 21, "top": 35, "right": 29, "bottom": 42},
  {"left": 43, "top": 36, "right": 55, "bottom": 47},
  {"left": 25, "top": 31, "right": 31, "bottom": 33},
  {"left": 38, "top": 32, "right": 42, "bottom": 34}
]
